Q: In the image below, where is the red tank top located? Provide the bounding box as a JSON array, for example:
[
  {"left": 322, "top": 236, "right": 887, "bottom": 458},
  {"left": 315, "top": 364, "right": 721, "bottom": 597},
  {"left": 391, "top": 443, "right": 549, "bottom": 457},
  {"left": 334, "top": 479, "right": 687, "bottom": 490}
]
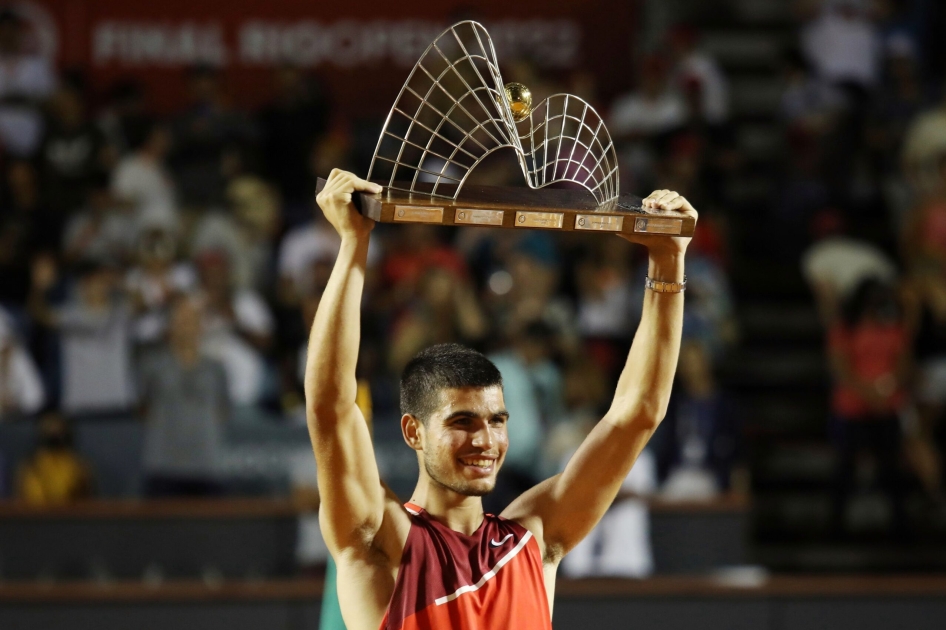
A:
[{"left": 380, "top": 502, "right": 552, "bottom": 630}]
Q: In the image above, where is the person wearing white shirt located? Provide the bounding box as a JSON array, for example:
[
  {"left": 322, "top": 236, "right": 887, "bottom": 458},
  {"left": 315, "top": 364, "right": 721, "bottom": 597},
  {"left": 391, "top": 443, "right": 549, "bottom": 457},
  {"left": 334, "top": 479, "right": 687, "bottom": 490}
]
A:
[
  {"left": 609, "top": 55, "right": 687, "bottom": 138},
  {"left": 0, "top": 10, "right": 55, "bottom": 157},
  {"left": 801, "top": 0, "right": 882, "bottom": 89},
  {"left": 0, "top": 306, "right": 44, "bottom": 417},
  {"left": 111, "top": 122, "right": 179, "bottom": 234},
  {"left": 668, "top": 24, "right": 729, "bottom": 125}
]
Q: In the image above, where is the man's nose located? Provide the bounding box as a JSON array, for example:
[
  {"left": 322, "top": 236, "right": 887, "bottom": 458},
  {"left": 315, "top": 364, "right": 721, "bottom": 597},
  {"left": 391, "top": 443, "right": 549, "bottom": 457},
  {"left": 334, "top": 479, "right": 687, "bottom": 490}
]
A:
[{"left": 471, "top": 423, "right": 494, "bottom": 449}]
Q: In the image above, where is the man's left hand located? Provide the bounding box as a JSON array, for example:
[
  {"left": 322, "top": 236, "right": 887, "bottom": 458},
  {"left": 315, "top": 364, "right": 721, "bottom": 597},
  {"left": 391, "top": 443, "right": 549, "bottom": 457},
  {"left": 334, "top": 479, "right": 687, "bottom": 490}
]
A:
[{"left": 618, "top": 189, "right": 698, "bottom": 255}]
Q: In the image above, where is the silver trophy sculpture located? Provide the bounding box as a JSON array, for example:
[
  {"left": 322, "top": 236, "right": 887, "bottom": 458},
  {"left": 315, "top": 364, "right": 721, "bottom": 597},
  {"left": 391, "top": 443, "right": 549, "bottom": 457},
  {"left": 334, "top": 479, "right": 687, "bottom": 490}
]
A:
[{"left": 318, "top": 21, "right": 694, "bottom": 237}]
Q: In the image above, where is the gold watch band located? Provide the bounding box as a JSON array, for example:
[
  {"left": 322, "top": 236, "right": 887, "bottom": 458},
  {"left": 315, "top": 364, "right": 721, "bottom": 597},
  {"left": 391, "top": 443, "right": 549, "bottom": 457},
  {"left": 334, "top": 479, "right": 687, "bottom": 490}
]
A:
[{"left": 645, "top": 275, "right": 687, "bottom": 293}]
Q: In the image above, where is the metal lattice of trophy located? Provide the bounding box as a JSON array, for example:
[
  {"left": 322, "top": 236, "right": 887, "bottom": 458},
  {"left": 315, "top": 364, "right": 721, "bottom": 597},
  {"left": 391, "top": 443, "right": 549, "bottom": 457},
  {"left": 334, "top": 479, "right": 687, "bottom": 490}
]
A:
[{"left": 316, "top": 20, "right": 695, "bottom": 238}]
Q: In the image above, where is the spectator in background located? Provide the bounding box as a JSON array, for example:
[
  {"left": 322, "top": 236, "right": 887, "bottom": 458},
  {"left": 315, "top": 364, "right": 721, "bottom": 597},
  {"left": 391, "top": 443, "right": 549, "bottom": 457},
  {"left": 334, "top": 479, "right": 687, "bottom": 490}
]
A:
[
  {"left": 653, "top": 341, "right": 741, "bottom": 499},
  {"left": 609, "top": 54, "right": 686, "bottom": 139},
  {"left": 39, "top": 80, "right": 108, "bottom": 218},
  {"left": 15, "top": 411, "right": 94, "bottom": 504},
  {"left": 29, "top": 256, "right": 135, "bottom": 416},
  {"left": 574, "top": 237, "right": 636, "bottom": 379},
  {"left": 0, "top": 8, "right": 55, "bottom": 157},
  {"left": 277, "top": 200, "right": 344, "bottom": 307},
  {"left": 866, "top": 35, "right": 925, "bottom": 231},
  {"left": 802, "top": 211, "right": 898, "bottom": 325},
  {"left": 800, "top": 0, "right": 884, "bottom": 198},
  {"left": 485, "top": 322, "right": 564, "bottom": 513},
  {"left": 62, "top": 172, "right": 136, "bottom": 267},
  {"left": 388, "top": 267, "right": 488, "bottom": 374},
  {"left": 170, "top": 65, "right": 256, "bottom": 207},
  {"left": 800, "top": 0, "right": 882, "bottom": 91},
  {"left": 0, "top": 304, "right": 43, "bottom": 418},
  {"left": 139, "top": 295, "right": 229, "bottom": 497},
  {"left": 190, "top": 175, "right": 281, "bottom": 292},
  {"left": 828, "top": 278, "right": 910, "bottom": 537},
  {"left": 667, "top": 23, "right": 729, "bottom": 125},
  {"left": 0, "top": 161, "right": 50, "bottom": 310},
  {"left": 779, "top": 48, "right": 845, "bottom": 135},
  {"left": 195, "top": 249, "right": 273, "bottom": 406},
  {"left": 258, "top": 65, "right": 330, "bottom": 207},
  {"left": 97, "top": 79, "right": 147, "bottom": 157},
  {"left": 902, "top": 153, "right": 946, "bottom": 278},
  {"left": 478, "top": 232, "right": 570, "bottom": 344},
  {"left": 111, "top": 119, "right": 178, "bottom": 235},
  {"left": 548, "top": 358, "right": 656, "bottom": 577},
  {"left": 560, "top": 449, "right": 657, "bottom": 578},
  {"left": 125, "top": 228, "right": 196, "bottom": 343},
  {"left": 901, "top": 90, "right": 946, "bottom": 196},
  {"left": 903, "top": 270, "right": 946, "bottom": 506}
]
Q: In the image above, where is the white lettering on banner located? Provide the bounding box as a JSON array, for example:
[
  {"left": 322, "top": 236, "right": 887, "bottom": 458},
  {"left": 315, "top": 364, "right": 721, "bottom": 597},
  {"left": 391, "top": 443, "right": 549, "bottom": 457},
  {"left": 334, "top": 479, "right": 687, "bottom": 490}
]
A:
[
  {"left": 239, "top": 20, "right": 445, "bottom": 67},
  {"left": 238, "top": 19, "right": 579, "bottom": 68},
  {"left": 93, "top": 22, "right": 229, "bottom": 66},
  {"left": 89, "top": 19, "right": 581, "bottom": 69}
]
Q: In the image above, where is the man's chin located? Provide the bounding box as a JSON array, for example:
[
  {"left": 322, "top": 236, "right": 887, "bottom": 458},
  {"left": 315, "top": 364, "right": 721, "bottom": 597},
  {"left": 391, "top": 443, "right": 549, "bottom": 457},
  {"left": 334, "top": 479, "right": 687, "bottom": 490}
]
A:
[
  {"left": 458, "top": 482, "right": 494, "bottom": 497},
  {"left": 435, "top": 475, "right": 496, "bottom": 497}
]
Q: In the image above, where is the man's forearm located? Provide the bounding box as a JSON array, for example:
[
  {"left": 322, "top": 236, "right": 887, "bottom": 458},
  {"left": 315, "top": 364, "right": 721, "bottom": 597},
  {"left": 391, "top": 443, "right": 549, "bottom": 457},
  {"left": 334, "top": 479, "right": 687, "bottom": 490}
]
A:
[
  {"left": 305, "top": 236, "right": 370, "bottom": 417},
  {"left": 608, "top": 251, "right": 685, "bottom": 426}
]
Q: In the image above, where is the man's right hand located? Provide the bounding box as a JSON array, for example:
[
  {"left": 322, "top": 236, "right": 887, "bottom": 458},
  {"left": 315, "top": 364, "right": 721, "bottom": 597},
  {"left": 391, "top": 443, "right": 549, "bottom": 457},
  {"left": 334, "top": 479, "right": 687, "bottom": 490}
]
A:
[{"left": 315, "top": 169, "right": 381, "bottom": 240}]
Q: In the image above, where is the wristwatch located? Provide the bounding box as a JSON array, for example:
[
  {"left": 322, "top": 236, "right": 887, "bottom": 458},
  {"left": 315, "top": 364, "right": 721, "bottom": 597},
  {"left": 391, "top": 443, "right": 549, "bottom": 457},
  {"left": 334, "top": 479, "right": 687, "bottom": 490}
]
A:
[{"left": 645, "top": 275, "right": 687, "bottom": 293}]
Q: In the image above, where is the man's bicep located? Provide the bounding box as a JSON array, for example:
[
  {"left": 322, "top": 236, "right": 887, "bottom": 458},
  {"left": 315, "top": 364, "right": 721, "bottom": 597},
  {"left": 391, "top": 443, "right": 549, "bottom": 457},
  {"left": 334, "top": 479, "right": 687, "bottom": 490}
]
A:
[{"left": 311, "top": 406, "right": 385, "bottom": 553}]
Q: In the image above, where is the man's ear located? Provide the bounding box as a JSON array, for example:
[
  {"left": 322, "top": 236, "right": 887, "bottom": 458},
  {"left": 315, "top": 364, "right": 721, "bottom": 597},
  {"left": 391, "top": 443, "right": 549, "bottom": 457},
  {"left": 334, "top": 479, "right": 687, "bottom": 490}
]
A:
[{"left": 401, "top": 414, "right": 424, "bottom": 451}]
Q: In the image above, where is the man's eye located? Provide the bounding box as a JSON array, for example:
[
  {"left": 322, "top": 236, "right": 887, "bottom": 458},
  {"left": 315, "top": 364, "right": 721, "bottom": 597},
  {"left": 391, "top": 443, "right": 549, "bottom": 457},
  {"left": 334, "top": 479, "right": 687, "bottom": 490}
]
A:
[{"left": 491, "top": 417, "right": 506, "bottom": 425}]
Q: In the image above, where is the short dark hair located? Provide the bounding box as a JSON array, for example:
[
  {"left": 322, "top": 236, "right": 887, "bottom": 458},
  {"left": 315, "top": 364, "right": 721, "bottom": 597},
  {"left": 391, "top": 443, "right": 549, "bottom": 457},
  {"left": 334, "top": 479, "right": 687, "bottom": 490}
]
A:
[{"left": 400, "top": 343, "right": 502, "bottom": 423}]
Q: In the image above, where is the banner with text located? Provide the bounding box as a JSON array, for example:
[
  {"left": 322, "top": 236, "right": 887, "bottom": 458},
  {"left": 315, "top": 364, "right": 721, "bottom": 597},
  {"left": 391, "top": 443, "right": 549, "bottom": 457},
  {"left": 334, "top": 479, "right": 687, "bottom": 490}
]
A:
[{"left": 15, "top": 0, "right": 637, "bottom": 117}]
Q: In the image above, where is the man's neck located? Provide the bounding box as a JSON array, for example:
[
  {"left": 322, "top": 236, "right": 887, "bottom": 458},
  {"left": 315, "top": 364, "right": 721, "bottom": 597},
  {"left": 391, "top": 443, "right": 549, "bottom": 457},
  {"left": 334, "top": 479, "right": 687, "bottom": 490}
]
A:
[{"left": 410, "top": 478, "right": 485, "bottom": 536}]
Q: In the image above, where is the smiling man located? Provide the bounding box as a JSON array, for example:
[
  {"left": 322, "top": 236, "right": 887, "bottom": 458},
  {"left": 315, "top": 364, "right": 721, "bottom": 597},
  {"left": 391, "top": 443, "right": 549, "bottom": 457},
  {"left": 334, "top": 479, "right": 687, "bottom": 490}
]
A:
[{"left": 306, "top": 169, "right": 696, "bottom": 630}]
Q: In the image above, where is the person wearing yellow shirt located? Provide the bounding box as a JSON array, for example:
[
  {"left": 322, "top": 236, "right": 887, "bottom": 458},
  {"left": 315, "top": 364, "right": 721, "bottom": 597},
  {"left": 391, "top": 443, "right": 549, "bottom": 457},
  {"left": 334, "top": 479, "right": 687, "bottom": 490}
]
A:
[{"left": 15, "top": 412, "right": 94, "bottom": 504}]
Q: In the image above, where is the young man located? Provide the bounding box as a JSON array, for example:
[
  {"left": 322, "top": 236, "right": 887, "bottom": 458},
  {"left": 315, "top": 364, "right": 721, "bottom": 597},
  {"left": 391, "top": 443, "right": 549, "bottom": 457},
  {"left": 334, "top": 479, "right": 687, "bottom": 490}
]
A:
[{"left": 307, "top": 169, "right": 696, "bottom": 630}]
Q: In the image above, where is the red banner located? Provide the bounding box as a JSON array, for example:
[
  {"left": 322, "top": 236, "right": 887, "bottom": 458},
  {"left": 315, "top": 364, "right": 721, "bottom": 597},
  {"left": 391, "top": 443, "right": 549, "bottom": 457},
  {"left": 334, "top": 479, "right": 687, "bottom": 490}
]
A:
[{"left": 14, "top": 0, "right": 637, "bottom": 119}]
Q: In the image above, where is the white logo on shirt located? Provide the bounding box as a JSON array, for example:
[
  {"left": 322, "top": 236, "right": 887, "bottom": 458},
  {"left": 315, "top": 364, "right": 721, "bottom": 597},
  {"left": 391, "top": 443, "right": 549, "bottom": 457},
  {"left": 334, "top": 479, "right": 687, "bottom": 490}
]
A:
[{"left": 490, "top": 533, "right": 514, "bottom": 547}]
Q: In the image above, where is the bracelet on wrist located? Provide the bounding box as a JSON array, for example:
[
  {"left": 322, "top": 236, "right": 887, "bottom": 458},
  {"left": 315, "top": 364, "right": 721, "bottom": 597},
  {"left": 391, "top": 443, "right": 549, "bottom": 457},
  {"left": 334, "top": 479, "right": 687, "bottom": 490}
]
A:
[{"left": 645, "top": 275, "right": 687, "bottom": 293}]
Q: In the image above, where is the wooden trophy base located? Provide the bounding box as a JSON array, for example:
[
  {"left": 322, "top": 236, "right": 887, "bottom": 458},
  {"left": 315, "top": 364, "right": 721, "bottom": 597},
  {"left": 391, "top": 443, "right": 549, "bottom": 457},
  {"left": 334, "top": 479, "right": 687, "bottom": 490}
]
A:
[{"left": 315, "top": 179, "right": 695, "bottom": 238}]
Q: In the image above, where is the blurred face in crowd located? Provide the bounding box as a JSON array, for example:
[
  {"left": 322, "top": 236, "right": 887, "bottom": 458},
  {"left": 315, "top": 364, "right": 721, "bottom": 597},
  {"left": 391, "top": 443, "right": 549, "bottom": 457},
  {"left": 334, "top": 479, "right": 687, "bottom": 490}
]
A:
[
  {"left": 196, "top": 252, "right": 232, "bottom": 295},
  {"left": 39, "top": 414, "right": 72, "bottom": 451},
  {"left": 408, "top": 386, "right": 509, "bottom": 497},
  {"left": 51, "top": 87, "right": 86, "bottom": 129},
  {"left": 640, "top": 57, "right": 669, "bottom": 99},
  {"left": 7, "top": 161, "right": 38, "bottom": 208},
  {"left": 138, "top": 229, "right": 175, "bottom": 270},
  {"left": 169, "top": 297, "right": 203, "bottom": 349},
  {"left": 79, "top": 268, "right": 115, "bottom": 308},
  {"left": 145, "top": 127, "right": 172, "bottom": 159},
  {"left": 188, "top": 69, "right": 220, "bottom": 105},
  {"left": 678, "top": 341, "right": 714, "bottom": 396},
  {"left": 274, "top": 65, "right": 304, "bottom": 101},
  {"left": 419, "top": 268, "right": 454, "bottom": 310}
]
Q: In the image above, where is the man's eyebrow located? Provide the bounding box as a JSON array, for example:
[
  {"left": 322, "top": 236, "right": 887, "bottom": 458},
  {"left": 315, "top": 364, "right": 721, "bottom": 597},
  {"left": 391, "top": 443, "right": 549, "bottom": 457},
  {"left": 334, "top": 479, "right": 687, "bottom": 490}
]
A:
[{"left": 443, "top": 410, "right": 509, "bottom": 420}]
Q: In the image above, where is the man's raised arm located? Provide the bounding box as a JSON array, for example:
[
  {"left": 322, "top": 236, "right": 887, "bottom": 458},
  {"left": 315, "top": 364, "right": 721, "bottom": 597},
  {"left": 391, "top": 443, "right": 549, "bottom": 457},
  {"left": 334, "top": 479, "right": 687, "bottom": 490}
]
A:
[
  {"left": 306, "top": 170, "right": 385, "bottom": 555},
  {"left": 504, "top": 190, "right": 696, "bottom": 559}
]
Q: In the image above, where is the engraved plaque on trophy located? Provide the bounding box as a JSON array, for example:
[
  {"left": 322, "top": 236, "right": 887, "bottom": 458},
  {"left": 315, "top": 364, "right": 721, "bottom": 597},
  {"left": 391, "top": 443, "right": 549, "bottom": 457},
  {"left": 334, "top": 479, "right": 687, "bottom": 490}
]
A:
[{"left": 315, "top": 21, "right": 695, "bottom": 239}]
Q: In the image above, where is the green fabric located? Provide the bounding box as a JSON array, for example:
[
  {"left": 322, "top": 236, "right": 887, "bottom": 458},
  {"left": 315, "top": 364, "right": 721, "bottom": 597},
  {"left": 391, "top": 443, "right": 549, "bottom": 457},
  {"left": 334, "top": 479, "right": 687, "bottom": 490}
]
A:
[{"left": 320, "top": 557, "right": 347, "bottom": 630}]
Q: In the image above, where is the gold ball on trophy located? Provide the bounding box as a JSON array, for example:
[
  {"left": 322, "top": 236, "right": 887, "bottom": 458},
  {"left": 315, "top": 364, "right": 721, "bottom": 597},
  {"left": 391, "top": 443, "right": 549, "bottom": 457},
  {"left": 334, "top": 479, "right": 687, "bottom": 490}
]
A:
[{"left": 504, "top": 82, "right": 533, "bottom": 122}]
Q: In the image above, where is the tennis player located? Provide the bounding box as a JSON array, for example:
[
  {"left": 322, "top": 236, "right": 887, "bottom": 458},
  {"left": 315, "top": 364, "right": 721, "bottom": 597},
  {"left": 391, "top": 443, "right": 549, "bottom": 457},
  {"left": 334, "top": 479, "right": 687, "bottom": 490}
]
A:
[{"left": 306, "top": 169, "right": 696, "bottom": 629}]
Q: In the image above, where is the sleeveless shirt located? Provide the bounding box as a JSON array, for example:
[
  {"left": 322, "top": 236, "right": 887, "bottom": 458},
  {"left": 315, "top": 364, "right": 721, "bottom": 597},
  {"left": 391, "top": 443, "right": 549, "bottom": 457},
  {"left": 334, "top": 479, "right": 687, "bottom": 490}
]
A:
[{"left": 379, "top": 502, "right": 552, "bottom": 630}]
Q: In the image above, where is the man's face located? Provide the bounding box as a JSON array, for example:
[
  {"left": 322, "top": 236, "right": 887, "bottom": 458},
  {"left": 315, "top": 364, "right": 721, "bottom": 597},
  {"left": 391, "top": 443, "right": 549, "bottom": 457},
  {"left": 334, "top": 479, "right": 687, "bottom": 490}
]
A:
[{"left": 417, "top": 386, "right": 508, "bottom": 497}]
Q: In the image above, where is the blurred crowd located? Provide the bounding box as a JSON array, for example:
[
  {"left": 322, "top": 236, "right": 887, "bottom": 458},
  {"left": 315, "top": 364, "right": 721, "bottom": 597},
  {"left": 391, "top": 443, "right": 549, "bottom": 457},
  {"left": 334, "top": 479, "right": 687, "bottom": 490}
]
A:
[
  {"left": 0, "top": 0, "right": 742, "bottom": 523},
  {"left": 787, "top": 0, "right": 946, "bottom": 536},
  {"left": 2, "top": 0, "right": 946, "bottom": 567}
]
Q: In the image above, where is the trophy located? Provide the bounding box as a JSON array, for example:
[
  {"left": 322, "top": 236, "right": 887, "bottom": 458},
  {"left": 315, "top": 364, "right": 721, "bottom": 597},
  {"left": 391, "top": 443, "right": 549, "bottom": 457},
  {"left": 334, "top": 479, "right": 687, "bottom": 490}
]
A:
[{"left": 316, "top": 21, "right": 695, "bottom": 238}]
